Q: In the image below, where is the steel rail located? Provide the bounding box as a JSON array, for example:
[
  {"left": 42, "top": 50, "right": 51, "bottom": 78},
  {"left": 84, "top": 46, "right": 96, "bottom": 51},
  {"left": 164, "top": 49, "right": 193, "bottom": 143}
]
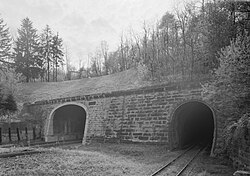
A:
[
  {"left": 0, "top": 150, "right": 43, "bottom": 158},
  {"left": 0, "top": 139, "right": 82, "bottom": 158},
  {"left": 149, "top": 145, "right": 195, "bottom": 176},
  {"left": 175, "top": 146, "right": 205, "bottom": 176},
  {"left": 30, "top": 139, "right": 82, "bottom": 148},
  {"left": 150, "top": 145, "right": 205, "bottom": 176}
]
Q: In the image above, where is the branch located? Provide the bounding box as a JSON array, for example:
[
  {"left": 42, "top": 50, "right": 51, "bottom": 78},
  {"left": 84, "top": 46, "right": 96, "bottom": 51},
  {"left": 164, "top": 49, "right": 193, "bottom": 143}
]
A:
[{"left": 0, "top": 59, "right": 14, "bottom": 65}]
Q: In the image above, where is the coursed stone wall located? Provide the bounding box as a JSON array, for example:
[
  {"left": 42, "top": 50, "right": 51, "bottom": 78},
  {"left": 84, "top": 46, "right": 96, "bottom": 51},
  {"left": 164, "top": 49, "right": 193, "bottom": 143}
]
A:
[{"left": 23, "top": 82, "right": 224, "bottom": 154}]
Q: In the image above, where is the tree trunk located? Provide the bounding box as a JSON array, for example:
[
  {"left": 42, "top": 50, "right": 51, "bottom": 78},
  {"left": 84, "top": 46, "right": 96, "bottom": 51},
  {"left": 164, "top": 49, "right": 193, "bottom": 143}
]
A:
[
  {"left": 47, "top": 56, "right": 50, "bottom": 82},
  {"left": 52, "top": 58, "right": 55, "bottom": 82},
  {"left": 191, "top": 39, "right": 194, "bottom": 81},
  {"left": 55, "top": 58, "right": 58, "bottom": 82}
]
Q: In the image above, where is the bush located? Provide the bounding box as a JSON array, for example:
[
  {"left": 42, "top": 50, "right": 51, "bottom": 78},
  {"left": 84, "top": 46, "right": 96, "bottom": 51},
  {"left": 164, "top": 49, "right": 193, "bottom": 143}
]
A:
[
  {"left": 202, "top": 34, "right": 250, "bottom": 122},
  {"left": 224, "top": 113, "right": 250, "bottom": 168}
]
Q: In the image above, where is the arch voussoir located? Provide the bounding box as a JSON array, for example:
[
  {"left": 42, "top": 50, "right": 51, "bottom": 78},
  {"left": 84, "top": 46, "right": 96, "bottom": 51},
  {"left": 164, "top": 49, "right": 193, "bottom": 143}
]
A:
[
  {"left": 169, "top": 100, "right": 217, "bottom": 156},
  {"left": 45, "top": 102, "right": 88, "bottom": 144}
]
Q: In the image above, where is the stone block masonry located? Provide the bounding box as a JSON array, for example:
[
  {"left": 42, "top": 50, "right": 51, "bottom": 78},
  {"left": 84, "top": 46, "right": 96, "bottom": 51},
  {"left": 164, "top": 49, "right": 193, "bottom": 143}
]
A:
[
  {"left": 25, "top": 82, "right": 201, "bottom": 143},
  {"left": 23, "top": 82, "right": 228, "bottom": 154}
]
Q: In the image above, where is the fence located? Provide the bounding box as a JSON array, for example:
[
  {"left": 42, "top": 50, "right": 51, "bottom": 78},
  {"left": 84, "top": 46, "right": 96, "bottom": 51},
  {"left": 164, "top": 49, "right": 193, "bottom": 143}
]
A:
[{"left": 0, "top": 122, "right": 42, "bottom": 145}]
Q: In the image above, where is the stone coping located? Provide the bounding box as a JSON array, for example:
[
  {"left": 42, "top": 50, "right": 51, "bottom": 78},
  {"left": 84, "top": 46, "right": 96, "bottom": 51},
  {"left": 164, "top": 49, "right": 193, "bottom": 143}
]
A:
[{"left": 26, "top": 81, "right": 202, "bottom": 106}]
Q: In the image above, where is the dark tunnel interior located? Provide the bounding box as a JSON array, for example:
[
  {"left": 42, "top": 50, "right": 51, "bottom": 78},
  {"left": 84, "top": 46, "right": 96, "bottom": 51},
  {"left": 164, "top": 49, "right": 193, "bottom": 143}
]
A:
[
  {"left": 173, "top": 101, "right": 214, "bottom": 150},
  {"left": 53, "top": 105, "right": 86, "bottom": 139}
]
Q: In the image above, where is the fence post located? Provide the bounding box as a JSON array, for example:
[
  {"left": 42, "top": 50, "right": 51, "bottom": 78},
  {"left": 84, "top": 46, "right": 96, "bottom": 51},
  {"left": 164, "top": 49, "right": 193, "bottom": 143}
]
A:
[
  {"left": 33, "top": 127, "right": 36, "bottom": 140},
  {"left": 8, "top": 128, "right": 11, "bottom": 142},
  {"left": 17, "top": 128, "right": 20, "bottom": 141},
  {"left": 25, "top": 127, "right": 28, "bottom": 140},
  {"left": 0, "top": 128, "right": 2, "bottom": 144},
  {"left": 39, "top": 126, "right": 42, "bottom": 139}
]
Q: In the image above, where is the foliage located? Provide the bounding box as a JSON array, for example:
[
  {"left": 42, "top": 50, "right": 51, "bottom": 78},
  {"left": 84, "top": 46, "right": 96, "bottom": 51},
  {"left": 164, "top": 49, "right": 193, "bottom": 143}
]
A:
[
  {"left": 40, "top": 25, "right": 53, "bottom": 82},
  {"left": 203, "top": 34, "right": 250, "bottom": 120},
  {"left": 51, "top": 33, "right": 64, "bottom": 81},
  {"left": 2, "top": 94, "right": 17, "bottom": 112},
  {"left": 223, "top": 113, "right": 250, "bottom": 168},
  {"left": 202, "top": 31, "right": 249, "bottom": 162},
  {"left": 0, "top": 84, "right": 18, "bottom": 117},
  {"left": 40, "top": 26, "right": 64, "bottom": 82},
  {"left": 0, "top": 67, "right": 19, "bottom": 121},
  {"left": 86, "top": 0, "right": 247, "bottom": 82},
  {"left": 12, "top": 20, "right": 64, "bottom": 82},
  {"left": 0, "top": 68, "right": 20, "bottom": 93},
  {"left": 200, "top": 1, "right": 236, "bottom": 70},
  {"left": 2, "top": 1, "right": 249, "bottom": 83},
  {"left": 0, "top": 16, "right": 12, "bottom": 63},
  {"left": 13, "top": 18, "right": 41, "bottom": 82},
  {"left": 101, "top": 40, "right": 109, "bottom": 75}
]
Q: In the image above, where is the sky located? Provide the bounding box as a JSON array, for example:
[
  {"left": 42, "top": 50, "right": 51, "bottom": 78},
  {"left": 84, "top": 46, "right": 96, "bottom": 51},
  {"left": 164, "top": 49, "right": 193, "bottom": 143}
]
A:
[{"left": 0, "top": 0, "right": 184, "bottom": 68}]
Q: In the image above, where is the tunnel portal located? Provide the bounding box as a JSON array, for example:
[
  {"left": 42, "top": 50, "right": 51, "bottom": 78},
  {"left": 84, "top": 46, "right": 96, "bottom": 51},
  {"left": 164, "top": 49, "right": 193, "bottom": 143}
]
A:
[
  {"left": 171, "top": 101, "right": 215, "bottom": 151},
  {"left": 53, "top": 104, "right": 86, "bottom": 140}
]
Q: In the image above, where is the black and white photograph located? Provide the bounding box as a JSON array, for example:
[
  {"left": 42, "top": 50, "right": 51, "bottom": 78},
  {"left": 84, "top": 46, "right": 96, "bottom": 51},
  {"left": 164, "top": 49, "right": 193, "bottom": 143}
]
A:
[{"left": 0, "top": 0, "right": 250, "bottom": 175}]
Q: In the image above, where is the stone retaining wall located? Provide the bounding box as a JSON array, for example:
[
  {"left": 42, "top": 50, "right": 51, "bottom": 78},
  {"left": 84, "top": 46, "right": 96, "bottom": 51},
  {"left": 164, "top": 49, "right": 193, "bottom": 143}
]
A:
[{"left": 22, "top": 82, "right": 225, "bottom": 154}]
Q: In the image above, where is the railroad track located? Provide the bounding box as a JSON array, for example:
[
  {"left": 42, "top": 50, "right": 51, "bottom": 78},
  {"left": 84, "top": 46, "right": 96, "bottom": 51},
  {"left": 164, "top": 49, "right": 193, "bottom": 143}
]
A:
[
  {"left": 29, "top": 139, "right": 82, "bottom": 148},
  {"left": 150, "top": 145, "right": 205, "bottom": 176},
  {"left": 0, "top": 139, "right": 82, "bottom": 158}
]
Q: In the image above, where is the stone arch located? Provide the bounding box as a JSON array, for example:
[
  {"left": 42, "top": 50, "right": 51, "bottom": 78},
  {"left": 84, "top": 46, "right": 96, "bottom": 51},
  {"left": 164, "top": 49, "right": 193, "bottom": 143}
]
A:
[
  {"left": 45, "top": 102, "right": 88, "bottom": 144},
  {"left": 169, "top": 99, "right": 217, "bottom": 156}
]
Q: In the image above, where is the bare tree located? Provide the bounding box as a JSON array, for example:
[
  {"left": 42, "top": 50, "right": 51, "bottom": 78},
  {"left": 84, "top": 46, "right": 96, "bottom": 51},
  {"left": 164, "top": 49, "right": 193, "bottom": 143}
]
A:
[{"left": 100, "top": 40, "right": 109, "bottom": 75}]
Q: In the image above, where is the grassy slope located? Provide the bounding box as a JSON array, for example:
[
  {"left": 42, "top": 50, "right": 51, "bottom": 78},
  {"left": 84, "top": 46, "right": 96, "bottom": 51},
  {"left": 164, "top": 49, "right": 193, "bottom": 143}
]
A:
[
  {"left": 0, "top": 143, "right": 235, "bottom": 176},
  {"left": 0, "top": 144, "right": 174, "bottom": 176},
  {"left": 18, "top": 68, "right": 152, "bottom": 104}
]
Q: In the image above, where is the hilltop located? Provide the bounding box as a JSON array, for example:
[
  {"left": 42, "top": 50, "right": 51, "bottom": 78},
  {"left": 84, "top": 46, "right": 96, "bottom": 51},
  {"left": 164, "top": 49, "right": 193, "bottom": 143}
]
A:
[{"left": 17, "top": 68, "right": 152, "bottom": 104}]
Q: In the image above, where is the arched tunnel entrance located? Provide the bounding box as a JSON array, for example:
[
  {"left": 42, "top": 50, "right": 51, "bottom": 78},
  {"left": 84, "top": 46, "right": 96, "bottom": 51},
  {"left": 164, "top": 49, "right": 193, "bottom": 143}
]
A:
[
  {"left": 170, "top": 101, "right": 216, "bottom": 153},
  {"left": 52, "top": 104, "right": 87, "bottom": 141}
]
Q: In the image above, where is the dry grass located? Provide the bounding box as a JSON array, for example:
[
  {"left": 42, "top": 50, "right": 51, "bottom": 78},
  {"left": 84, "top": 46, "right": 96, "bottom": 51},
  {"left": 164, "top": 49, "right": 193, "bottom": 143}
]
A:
[
  {"left": 0, "top": 146, "right": 163, "bottom": 176},
  {"left": 0, "top": 143, "right": 174, "bottom": 176},
  {"left": 0, "top": 143, "right": 235, "bottom": 176},
  {"left": 0, "top": 148, "right": 137, "bottom": 176},
  {"left": 18, "top": 68, "right": 152, "bottom": 104},
  {"left": 191, "top": 150, "right": 235, "bottom": 176},
  {"left": 197, "top": 171, "right": 212, "bottom": 176}
]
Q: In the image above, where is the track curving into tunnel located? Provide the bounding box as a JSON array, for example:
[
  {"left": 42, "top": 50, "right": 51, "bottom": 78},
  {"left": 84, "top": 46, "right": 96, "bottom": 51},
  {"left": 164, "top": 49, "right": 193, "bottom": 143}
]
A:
[{"left": 170, "top": 101, "right": 215, "bottom": 152}]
